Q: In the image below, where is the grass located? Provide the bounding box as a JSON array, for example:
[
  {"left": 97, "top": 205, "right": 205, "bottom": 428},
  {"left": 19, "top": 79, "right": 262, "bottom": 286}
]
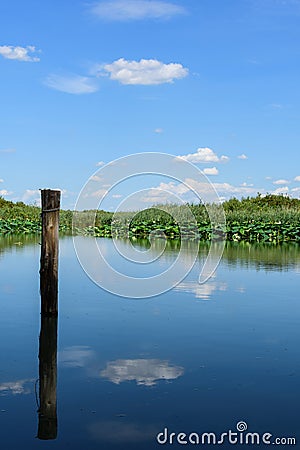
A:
[{"left": 1, "top": 194, "right": 300, "bottom": 243}]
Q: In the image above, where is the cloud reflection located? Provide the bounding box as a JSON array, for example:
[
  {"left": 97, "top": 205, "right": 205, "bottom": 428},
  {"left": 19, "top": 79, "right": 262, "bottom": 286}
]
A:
[
  {"left": 59, "top": 346, "right": 96, "bottom": 368},
  {"left": 88, "top": 420, "right": 157, "bottom": 443},
  {"left": 100, "top": 359, "right": 184, "bottom": 386},
  {"left": 59, "top": 348, "right": 184, "bottom": 386},
  {"left": 0, "top": 378, "right": 34, "bottom": 396},
  {"left": 175, "top": 280, "right": 227, "bottom": 299}
]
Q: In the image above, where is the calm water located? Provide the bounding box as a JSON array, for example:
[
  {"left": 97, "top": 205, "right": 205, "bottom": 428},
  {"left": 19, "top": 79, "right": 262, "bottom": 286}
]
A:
[{"left": 0, "top": 235, "right": 299, "bottom": 449}]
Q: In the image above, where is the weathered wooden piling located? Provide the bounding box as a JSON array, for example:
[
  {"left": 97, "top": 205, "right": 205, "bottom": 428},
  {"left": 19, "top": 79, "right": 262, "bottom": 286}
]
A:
[
  {"left": 37, "top": 316, "right": 58, "bottom": 440},
  {"left": 40, "top": 189, "right": 60, "bottom": 316},
  {"left": 37, "top": 189, "right": 60, "bottom": 439}
]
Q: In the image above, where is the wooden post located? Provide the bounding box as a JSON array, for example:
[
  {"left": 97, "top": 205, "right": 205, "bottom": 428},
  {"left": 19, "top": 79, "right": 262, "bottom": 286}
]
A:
[
  {"left": 38, "top": 189, "right": 60, "bottom": 439},
  {"left": 37, "top": 316, "right": 58, "bottom": 440},
  {"left": 40, "top": 189, "right": 60, "bottom": 317}
]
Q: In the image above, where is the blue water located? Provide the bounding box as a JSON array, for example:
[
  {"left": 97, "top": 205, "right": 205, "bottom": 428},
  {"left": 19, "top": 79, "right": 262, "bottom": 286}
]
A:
[{"left": 0, "top": 236, "right": 299, "bottom": 449}]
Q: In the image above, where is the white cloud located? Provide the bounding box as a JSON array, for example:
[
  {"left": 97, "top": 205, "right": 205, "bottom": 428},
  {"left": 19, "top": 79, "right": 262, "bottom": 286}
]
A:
[
  {"left": 112, "top": 194, "right": 122, "bottom": 198},
  {"left": 270, "top": 103, "right": 283, "bottom": 109},
  {"left": 157, "top": 182, "right": 189, "bottom": 195},
  {"left": 255, "top": 0, "right": 300, "bottom": 15},
  {"left": 237, "top": 154, "right": 248, "bottom": 160},
  {"left": 140, "top": 178, "right": 258, "bottom": 205},
  {"left": 21, "top": 189, "right": 40, "bottom": 203},
  {"left": 206, "top": 179, "right": 254, "bottom": 195},
  {"left": 90, "top": 0, "right": 186, "bottom": 21},
  {"left": 193, "top": 180, "right": 257, "bottom": 196},
  {"left": 96, "top": 161, "right": 105, "bottom": 166},
  {"left": 0, "top": 148, "right": 16, "bottom": 153},
  {"left": 291, "top": 187, "right": 300, "bottom": 193},
  {"left": 100, "top": 58, "right": 188, "bottom": 85},
  {"left": 273, "top": 179, "right": 290, "bottom": 185},
  {"left": 240, "top": 182, "right": 254, "bottom": 187},
  {"left": 141, "top": 182, "right": 190, "bottom": 203},
  {"left": 20, "top": 188, "right": 68, "bottom": 205},
  {"left": 51, "top": 187, "right": 68, "bottom": 197},
  {"left": 91, "top": 175, "right": 102, "bottom": 182},
  {"left": 100, "top": 359, "right": 184, "bottom": 386},
  {"left": 272, "top": 186, "right": 289, "bottom": 195},
  {"left": 154, "top": 128, "right": 163, "bottom": 133},
  {"left": 44, "top": 74, "right": 98, "bottom": 94},
  {"left": 0, "top": 178, "right": 3, "bottom": 183},
  {"left": 203, "top": 167, "right": 218, "bottom": 176},
  {"left": 0, "top": 189, "right": 13, "bottom": 196},
  {"left": 91, "top": 188, "right": 109, "bottom": 198},
  {"left": 294, "top": 175, "right": 300, "bottom": 182},
  {"left": 0, "top": 45, "right": 40, "bottom": 62},
  {"left": 176, "top": 147, "right": 229, "bottom": 164},
  {"left": 25, "top": 189, "right": 40, "bottom": 197},
  {"left": 141, "top": 190, "right": 174, "bottom": 204}
]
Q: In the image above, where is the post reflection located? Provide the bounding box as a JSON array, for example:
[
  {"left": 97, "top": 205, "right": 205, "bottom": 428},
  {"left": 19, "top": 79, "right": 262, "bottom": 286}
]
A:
[{"left": 37, "top": 315, "right": 58, "bottom": 440}]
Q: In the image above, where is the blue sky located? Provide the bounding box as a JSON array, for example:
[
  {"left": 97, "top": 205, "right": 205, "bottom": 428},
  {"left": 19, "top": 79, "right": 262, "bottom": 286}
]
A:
[{"left": 1, "top": 0, "right": 300, "bottom": 209}]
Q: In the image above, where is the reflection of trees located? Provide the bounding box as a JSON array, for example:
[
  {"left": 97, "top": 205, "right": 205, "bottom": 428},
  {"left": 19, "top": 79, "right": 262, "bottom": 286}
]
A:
[
  {"left": 222, "top": 242, "right": 300, "bottom": 271},
  {"left": 0, "top": 234, "right": 39, "bottom": 257},
  {"left": 1, "top": 235, "right": 299, "bottom": 271},
  {"left": 133, "top": 239, "right": 300, "bottom": 271},
  {"left": 128, "top": 238, "right": 300, "bottom": 271}
]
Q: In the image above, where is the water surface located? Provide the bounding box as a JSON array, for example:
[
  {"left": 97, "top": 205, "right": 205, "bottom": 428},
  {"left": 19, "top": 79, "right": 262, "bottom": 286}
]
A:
[{"left": 0, "top": 235, "right": 299, "bottom": 448}]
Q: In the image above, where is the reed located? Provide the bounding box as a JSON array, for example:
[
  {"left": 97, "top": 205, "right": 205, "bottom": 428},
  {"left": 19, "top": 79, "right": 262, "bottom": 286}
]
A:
[{"left": 1, "top": 194, "right": 300, "bottom": 243}]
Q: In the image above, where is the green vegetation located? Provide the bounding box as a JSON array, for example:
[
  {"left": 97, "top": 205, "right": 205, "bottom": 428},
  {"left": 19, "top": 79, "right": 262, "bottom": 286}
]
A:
[
  {"left": 1, "top": 194, "right": 300, "bottom": 243},
  {"left": 223, "top": 194, "right": 300, "bottom": 243},
  {"left": 0, "top": 196, "right": 72, "bottom": 234}
]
